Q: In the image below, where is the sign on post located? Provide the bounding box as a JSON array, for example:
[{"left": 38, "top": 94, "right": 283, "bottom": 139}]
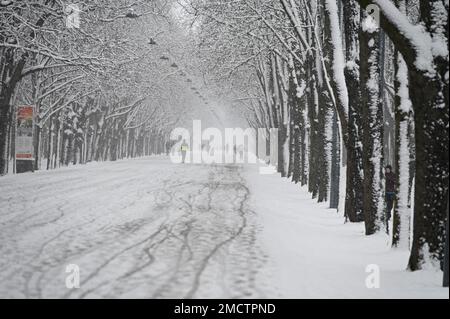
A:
[{"left": 16, "top": 105, "right": 35, "bottom": 161}]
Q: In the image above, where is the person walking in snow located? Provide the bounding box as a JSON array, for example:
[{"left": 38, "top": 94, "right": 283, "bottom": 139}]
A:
[
  {"left": 385, "top": 165, "right": 396, "bottom": 232},
  {"left": 180, "top": 139, "right": 189, "bottom": 164},
  {"left": 165, "top": 140, "right": 172, "bottom": 156}
]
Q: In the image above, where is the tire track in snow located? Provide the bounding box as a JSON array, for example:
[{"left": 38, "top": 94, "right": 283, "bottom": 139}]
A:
[{"left": 0, "top": 159, "right": 271, "bottom": 298}]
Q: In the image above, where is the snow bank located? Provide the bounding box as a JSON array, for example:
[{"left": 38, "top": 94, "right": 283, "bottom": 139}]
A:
[{"left": 243, "top": 165, "right": 448, "bottom": 299}]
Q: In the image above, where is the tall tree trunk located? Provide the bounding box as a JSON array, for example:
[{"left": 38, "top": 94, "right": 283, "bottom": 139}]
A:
[
  {"left": 34, "top": 125, "right": 41, "bottom": 171},
  {"left": 307, "top": 66, "right": 319, "bottom": 198},
  {"left": 444, "top": 196, "right": 449, "bottom": 287},
  {"left": 407, "top": 0, "right": 449, "bottom": 270},
  {"left": 318, "top": 2, "right": 337, "bottom": 204},
  {"left": 317, "top": 90, "right": 330, "bottom": 203},
  {"left": 301, "top": 103, "right": 308, "bottom": 186},
  {"left": 0, "top": 57, "right": 27, "bottom": 175},
  {"left": 288, "top": 58, "right": 300, "bottom": 182},
  {"left": 343, "top": 0, "right": 364, "bottom": 222},
  {"left": 329, "top": 109, "right": 341, "bottom": 209},
  {"left": 290, "top": 59, "right": 306, "bottom": 185},
  {"left": 0, "top": 103, "right": 10, "bottom": 174},
  {"left": 54, "top": 114, "right": 61, "bottom": 169},
  {"left": 360, "top": 10, "right": 385, "bottom": 235},
  {"left": 46, "top": 116, "right": 53, "bottom": 170},
  {"left": 392, "top": 15, "right": 413, "bottom": 248}
]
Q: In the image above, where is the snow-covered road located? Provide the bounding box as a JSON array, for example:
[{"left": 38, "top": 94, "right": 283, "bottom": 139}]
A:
[
  {"left": 0, "top": 157, "right": 447, "bottom": 299},
  {"left": 0, "top": 157, "right": 272, "bottom": 298}
]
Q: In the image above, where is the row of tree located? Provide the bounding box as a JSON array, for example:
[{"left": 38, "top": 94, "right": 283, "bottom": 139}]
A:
[
  {"left": 183, "top": 0, "right": 448, "bottom": 271},
  {"left": 1, "top": 0, "right": 448, "bottom": 274},
  {"left": 0, "top": 0, "right": 203, "bottom": 173}
]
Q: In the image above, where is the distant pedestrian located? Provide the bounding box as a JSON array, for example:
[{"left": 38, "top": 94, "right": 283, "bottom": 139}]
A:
[
  {"left": 180, "top": 139, "right": 189, "bottom": 164},
  {"left": 385, "top": 165, "right": 396, "bottom": 232},
  {"left": 238, "top": 144, "right": 244, "bottom": 160},
  {"left": 165, "top": 141, "right": 171, "bottom": 156}
]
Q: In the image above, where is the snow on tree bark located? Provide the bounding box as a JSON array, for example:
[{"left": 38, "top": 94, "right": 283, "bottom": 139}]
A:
[
  {"left": 360, "top": 10, "right": 385, "bottom": 235},
  {"left": 343, "top": 0, "right": 365, "bottom": 222},
  {"left": 392, "top": 1, "right": 413, "bottom": 248}
]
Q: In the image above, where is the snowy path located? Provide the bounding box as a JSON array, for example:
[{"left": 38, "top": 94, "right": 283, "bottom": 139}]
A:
[
  {"left": 0, "top": 157, "right": 447, "bottom": 299},
  {"left": 0, "top": 158, "right": 271, "bottom": 299}
]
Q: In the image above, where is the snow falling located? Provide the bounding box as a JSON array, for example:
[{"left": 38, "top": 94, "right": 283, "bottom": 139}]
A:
[{"left": 0, "top": 0, "right": 448, "bottom": 299}]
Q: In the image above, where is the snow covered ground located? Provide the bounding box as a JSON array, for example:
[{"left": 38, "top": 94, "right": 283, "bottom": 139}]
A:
[
  {"left": 0, "top": 157, "right": 447, "bottom": 299},
  {"left": 245, "top": 170, "right": 448, "bottom": 299}
]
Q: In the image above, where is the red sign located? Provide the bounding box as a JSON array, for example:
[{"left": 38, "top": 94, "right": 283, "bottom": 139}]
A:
[{"left": 16, "top": 105, "right": 34, "bottom": 161}]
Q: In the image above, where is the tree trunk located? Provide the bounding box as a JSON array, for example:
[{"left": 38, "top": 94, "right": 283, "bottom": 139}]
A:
[
  {"left": 407, "top": 63, "right": 449, "bottom": 269},
  {"left": 392, "top": 46, "right": 412, "bottom": 248},
  {"left": 0, "top": 103, "right": 10, "bottom": 175},
  {"left": 343, "top": 0, "right": 364, "bottom": 222},
  {"left": 34, "top": 125, "right": 41, "bottom": 171},
  {"left": 329, "top": 109, "right": 341, "bottom": 209},
  {"left": 444, "top": 196, "right": 449, "bottom": 287},
  {"left": 360, "top": 10, "right": 384, "bottom": 235},
  {"left": 47, "top": 116, "right": 53, "bottom": 170},
  {"left": 406, "top": 0, "right": 449, "bottom": 271}
]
